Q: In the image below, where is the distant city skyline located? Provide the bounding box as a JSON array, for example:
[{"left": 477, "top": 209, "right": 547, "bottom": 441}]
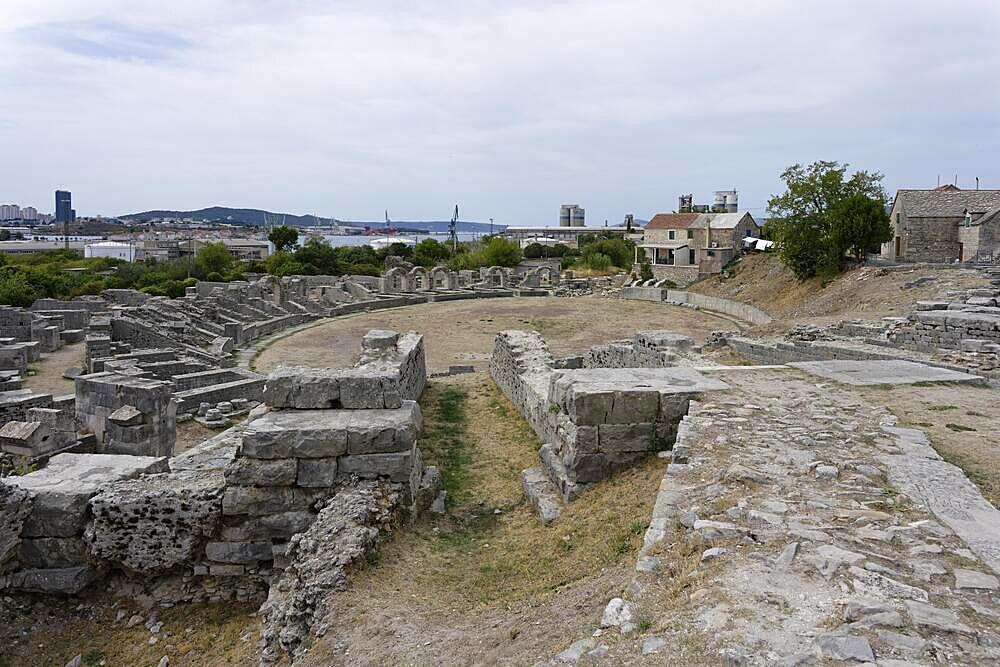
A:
[{"left": 2, "top": 2, "right": 998, "bottom": 225}]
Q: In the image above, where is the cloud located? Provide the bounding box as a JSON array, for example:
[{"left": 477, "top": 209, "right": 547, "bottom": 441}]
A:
[{"left": 0, "top": 1, "right": 998, "bottom": 223}]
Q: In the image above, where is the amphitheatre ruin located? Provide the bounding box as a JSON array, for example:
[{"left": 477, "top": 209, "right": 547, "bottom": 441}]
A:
[{"left": 1, "top": 257, "right": 1000, "bottom": 665}]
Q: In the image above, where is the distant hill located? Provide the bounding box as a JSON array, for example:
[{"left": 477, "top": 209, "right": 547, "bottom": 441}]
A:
[
  {"left": 118, "top": 206, "right": 506, "bottom": 234},
  {"left": 118, "top": 206, "right": 312, "bottom": 226}
]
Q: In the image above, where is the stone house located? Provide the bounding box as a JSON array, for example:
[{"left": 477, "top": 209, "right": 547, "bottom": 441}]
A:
[
  {"left": 635, "top": 212, "right": 759, "bottom": 285},
  {"left": 880, "top": 185, "right": 1000, "bottom": 263}
]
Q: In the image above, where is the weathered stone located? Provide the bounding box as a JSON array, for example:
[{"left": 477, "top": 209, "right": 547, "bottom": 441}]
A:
[
  {"left": 17, "top": 537, "right": 88, "bottom": 568},
  {"left": 953, "top": 568, "right": 999, "bottom": 591},
  {"left": 86, "top": 469, "right": 223, "bottom": 575},
  {"left": 107, "top": 404, "right": 143, "bottom": 427},
  {"left": 701, "top": 547, "right": 728, "bottom": 562},
  {"left": 553, "top": 639, "right": 596, "bottom": 663},
  {"left": 222, "top": 486, "right": 322, "bottom": 516},
  {"left": 693, "top": 519, "right": 742, "bottom": 542},
  {"left": 338, "top": 450, "right": 414, "bottom": 482},
  {"left": 297, "top": 458, "right": 339, "bottom": 488},
  {"left": 521, "top": 467, "right": 561, "bottom": 524},
  {"left": 219, "top": 511, "right": 316, "bottom": 541},
  {"left": 904, "top": 600, "right": 973, "bottom": 634},
  {"left": 815, "top": 633, "right": 873, "bottom": 662},
  {"left": 241, "top": 403, "right": 419, "bottom": 459},
  {"left": 600, "top": 597, "right": 638, "bottom": 635},
  {"left": 5, "top": 453, "right": 168, "bottom": 538},
  {"left": 0, "top": 482, "right": 31, "bottom": 571},
  {"left": 6, "top": 566, "right": 98, "bottom": 593},
  {"left": 224, "top": 458, "right": 297, "bottom": 486},
  {"left": 205, "top": 541, "right": 272, "bottom": 564}
]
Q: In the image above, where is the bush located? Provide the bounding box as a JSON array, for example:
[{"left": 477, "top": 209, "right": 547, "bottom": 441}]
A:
[{"left": 480, "top": 237, "right": 522, "bottom": 267}]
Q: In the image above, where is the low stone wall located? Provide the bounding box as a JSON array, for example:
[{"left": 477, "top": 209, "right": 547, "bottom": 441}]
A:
[
  {"left": 74, "top": 372, "right": 176, "bottom": 456},
  {"left": 891, "top": 309, "right": 1000, "bottom": 352},
  {"left": 586, "top": 331, "right": 694, "bottom": 368},
  {"left": 621, "top": 287, "right": 773, "bottom": 325}
]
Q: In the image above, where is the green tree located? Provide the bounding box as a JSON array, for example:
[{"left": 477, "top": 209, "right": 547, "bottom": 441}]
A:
[
  {"left": 767, "top": 161, "right": 885, "bottom": 279},
  {"left": 264, "top": 251, "right": 302, "bottom": 277},
  {"left": 0, "top": 271, "right": 38, "bottom": 307},
  {"left": 830, "top": 194, "right": 892, "bottom": 263},
  {"left": 196, "top": 242, "right": 235, "bottom": 277},
  {"left": 412, "top": 238, "right": 451, "bottom": 267},
  {"left": 268, "top": 226, "right": 299, "bottom": 253},
  {"left": 293, "top": 238, "right": 340, "bottom": 275},
  {"left": 480, "top": 237, "right": 522, "bottom": 267}
]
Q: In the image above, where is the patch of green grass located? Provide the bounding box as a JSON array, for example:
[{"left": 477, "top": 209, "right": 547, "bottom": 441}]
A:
[
  {"left": 945, "top": 423, "right": 977, "bottom": 432},
  {"left": 419, "top": 385, "right": 473, "bottom": 506},
  {"left": 927, "top": 405, "right": 958, "bottom": 411},
  {"left": 82, "top": 649, "right": 106, "bottom": 666}
]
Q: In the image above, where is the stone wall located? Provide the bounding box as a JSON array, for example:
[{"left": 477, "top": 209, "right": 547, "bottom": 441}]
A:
[
  {"left": 75, "top": 372, "right": 176, "bottom": 456},
  {"left": 621, "top": 287, "right": 773, "bottom": 325}
]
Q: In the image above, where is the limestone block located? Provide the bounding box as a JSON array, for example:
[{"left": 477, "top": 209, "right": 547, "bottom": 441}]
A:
[
  {"left": 224, "top": 458, "right": 297, "bottom": 486},
  {"left": 219, "top": 511, "right": 316, "bottom": 542},
  {"left": 222, "top": 486, "right": 321, "bottom": 516},
  {"left": 297, "top": 458, "right": 339, "bottom": 488},
  {"left": 5, "top": 454, "right": 168, "bottom": 538},
  {"left": 339, "top": 449, "right": 414, "bottom": 482},
  {"left": 205, "top": 541, "right": 273, "bottom": 564},
  {"left": 598, "top": 423, "right": 655, "bottom": 453},
  {"left": 242, "top": 403, "right": 419, "bottom": 459},
  {"left": 17, "top": 537, "right": 88, "bottom": 568},
  {"left": 263, "top": 367, "right": 403, "bottom": 410},
  {"left": 0, "top": 421, "right": 59, "bottom": 457},
  {"left": 0, "top": 483, "right": 31, "bottom": 572},
  {"left": 361, "top": 329, "right": 399, "bottom": 352},
  {"left": 86, "top": 470, "right": 224, "bottom": 575},
  {"left": 5, "top": 566, "right": 98, "bottom": 594},
  {"left": 108, "top": 404, "right": 143, "bottom": 426}
]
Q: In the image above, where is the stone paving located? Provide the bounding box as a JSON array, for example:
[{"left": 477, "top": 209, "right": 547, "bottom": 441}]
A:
[{"left": 539, "top": 367, "right": 1000, "bottom": 665}]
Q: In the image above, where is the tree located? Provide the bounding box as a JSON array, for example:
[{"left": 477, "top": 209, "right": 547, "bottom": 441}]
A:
[
  {"left": 767, "top": 161, "right": 886, "bottom": 279},
  {"left": 480, "top": 236, "right": 522, "bottom": 267},
  {"left": 264, "top": 251, "right": 302, "bottom": 277},
  {"left": 268, "top": 226, "right": 299, "bottom": 253},
  {"left": 195, "top": 242, "right": 235, "bottom": 277},
  {"left": 293, "top": 238, "right": 340, "bottom": 275},
  {"left": 830, "top": 194, "right": 892, "bottom": 263},
  {"left": 412, "top": 238, "right": 451, "bottom": 267}
]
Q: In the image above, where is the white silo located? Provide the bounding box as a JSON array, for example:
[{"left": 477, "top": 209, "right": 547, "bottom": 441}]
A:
[{"left": 571, "top": 206, "right": 586, "bottom": 227}]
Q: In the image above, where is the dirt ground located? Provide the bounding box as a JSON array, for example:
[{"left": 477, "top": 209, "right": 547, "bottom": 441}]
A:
[
  {"left": 300, "top": 373, "right": 663, "bottom": 666},
  {"left": 689, "top": 254, "right": 990, "bottom": 328},
  {"left": 22, "top": 341, "right": 84, "bottom": 397},
  {"left": 0, "top": 595, "right": 258, "bottom": 667},
  {"left": 253, "top": 296, "right": 740, "bottom": 374},
  {"left": 860, "top": 382, "right": 1000, "bottom": 506}
]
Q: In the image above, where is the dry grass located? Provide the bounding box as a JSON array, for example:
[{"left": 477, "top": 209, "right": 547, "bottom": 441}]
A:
[
  {"left": 347, "top": 373, "right": 664, "bottom": 612},
  {"left": 0, "top": 598, "right": 258, "bottom": 667}
]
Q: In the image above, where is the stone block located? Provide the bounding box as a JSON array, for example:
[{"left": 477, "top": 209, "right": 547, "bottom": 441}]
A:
[
  {"left": 5, "top": 453, "right": 168, "bottom": 538},
  {"left": 219, "top": 511, "right": 316, "bottom": 541},
  {"left": 339, "top": 449, "right": 414, "bottom": 482},
  {"left": 205, "top": 541, "right": 273, "bottom": 564},
  {"left": 297, "top": 458, "right": 339, "bottom": 487},
  {"left": 0, "top": 483, "right": 31, "bottom": 572},
  {"left": 108, "top": 404, "right": 143, "bottom": 426},
  {"left": 17, "top": 537, "right": 88, "bottom": 568},
  {"left": 224, "top": 458, "right": 297, "bottom": 486},
  {"left": 263, "top": 367, "right": 403, "bottom": 410},
  {"left": 86, "top": 469, "right": 224, "bottom": 575},
  {"left": 598, "top": 422, "right": 655, "bottom": 452},
  {"left": 6, "top": 566, "right": 98, "bottom": 594},
  {"left": 362, "top": 329, "right": 399, "bottom": 352},
  {"left": 222, "top": 486, "right": 321, "bottom": 516},
  {"left": 0, "top": 421, "right": 59, "bottom": 457}
]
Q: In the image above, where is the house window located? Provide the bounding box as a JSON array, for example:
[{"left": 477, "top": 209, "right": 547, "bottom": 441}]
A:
[
  {"left": 668, "top": 230, "right": 675, "bottom": 240},
  {"left": 707, "top": 250, "right": 715, "bottom": 257},
  {"left": 689, "top": 248, "right": 696, "bottom": 264},
  {"left": 687, "top": 230, "right": 693, "bottom": 239}
]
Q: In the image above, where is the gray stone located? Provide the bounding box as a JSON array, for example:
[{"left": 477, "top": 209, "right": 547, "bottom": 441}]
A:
[
  {"left": 693, "top": 519, "right": 742, "bottom": 542},
  {"left": 338, "top": 450, "right": 414, "bottom": 483},
  {"left": 774, "top": 542, "right": 798, "bottom": 570},
  {"left": 521, "top": 467, "right": 561, "bottom": 524},
  {"left": 17, "top": 537, "right": 88, "bottom": 568},
  {"left": 108, "top": 404, "right": 143, "bottom": 426},
  {"left": 296, "top": 458, "right": 339, "bottom": 488},
  {"left": 7, "top": 566, "right": 98, "bottom": 593},
  {"left": 814, "top": 465, "right": 839, "bottom": 481},
  {"left": 88, "top": 468, "right": 224, "bottom": 574},
  {"left": 876, "top": 629, "right": 928, "bottom": 655},
  {"left": 225, "top": 458, "right": 297, "bottom": 486},
  {"left": 789, "top": 360, "right": 984, "bottom": 386},
  {"left": 0, "top": 482, "right": 31, "bottom": 570},
  {"left": 701, "top": 547, "right": 728, "bottom": 563},
  {"left": 553, "top": 639, "right": 596, "bottom": 663},
  {"left": 5, "top": 453, "right": 168, "bottom": 537},
  {"left": 953, "top": 568, "right": 999, "bottom": 591},
  {"left": 814, "top": 633, "right": 874, "bottom": 662},
  {"left": 241, "top": 403, "right": 419, "bottom": 459},
  {"left": 222, "top": 486, "right": 321, "bottom": 516},
  {"left": 904, "top": 600, "right": 973, "bottom": 634},
  {"left": 220, "top": 511, "right": 316, "bottom": 541},
  {"left": 205, "top": 541, "right": 273, "bottom": 564},
  {"left": 641, "top": 636, "right": 668, "bottom": 655},
  {"left": 600, "top": 597, "right": 638, "bottom": 634}
]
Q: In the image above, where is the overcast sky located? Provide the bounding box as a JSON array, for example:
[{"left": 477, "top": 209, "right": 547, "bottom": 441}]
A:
[{"left": 1, "top": 1, "right": 998, "bottom": 225}]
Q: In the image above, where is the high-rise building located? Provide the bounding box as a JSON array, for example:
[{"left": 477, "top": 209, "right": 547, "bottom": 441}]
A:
[
  {"left": 55, "top": 190, "right": 73, "bottom": 223},
  {"left": 21, "top": 206, "right": 37, "bottom": 221},
  {"left": 559, "top": 204, "right": 586, "bottom": 227},
  {"left": 0, "top": 204, "right": 20, "bottom": 221}
]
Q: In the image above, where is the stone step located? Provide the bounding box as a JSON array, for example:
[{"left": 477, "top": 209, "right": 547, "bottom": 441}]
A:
[{"left": 521, "top": 466, "right": 562, "bottom": 524}]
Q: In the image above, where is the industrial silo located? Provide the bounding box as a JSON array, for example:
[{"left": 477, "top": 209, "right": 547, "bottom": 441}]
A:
[
  {"left": 559, "top": 204, "right": 575, "bottom": 227},
  {"left": 571, "top": 206, "right": 586, "bottom": 227}
]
